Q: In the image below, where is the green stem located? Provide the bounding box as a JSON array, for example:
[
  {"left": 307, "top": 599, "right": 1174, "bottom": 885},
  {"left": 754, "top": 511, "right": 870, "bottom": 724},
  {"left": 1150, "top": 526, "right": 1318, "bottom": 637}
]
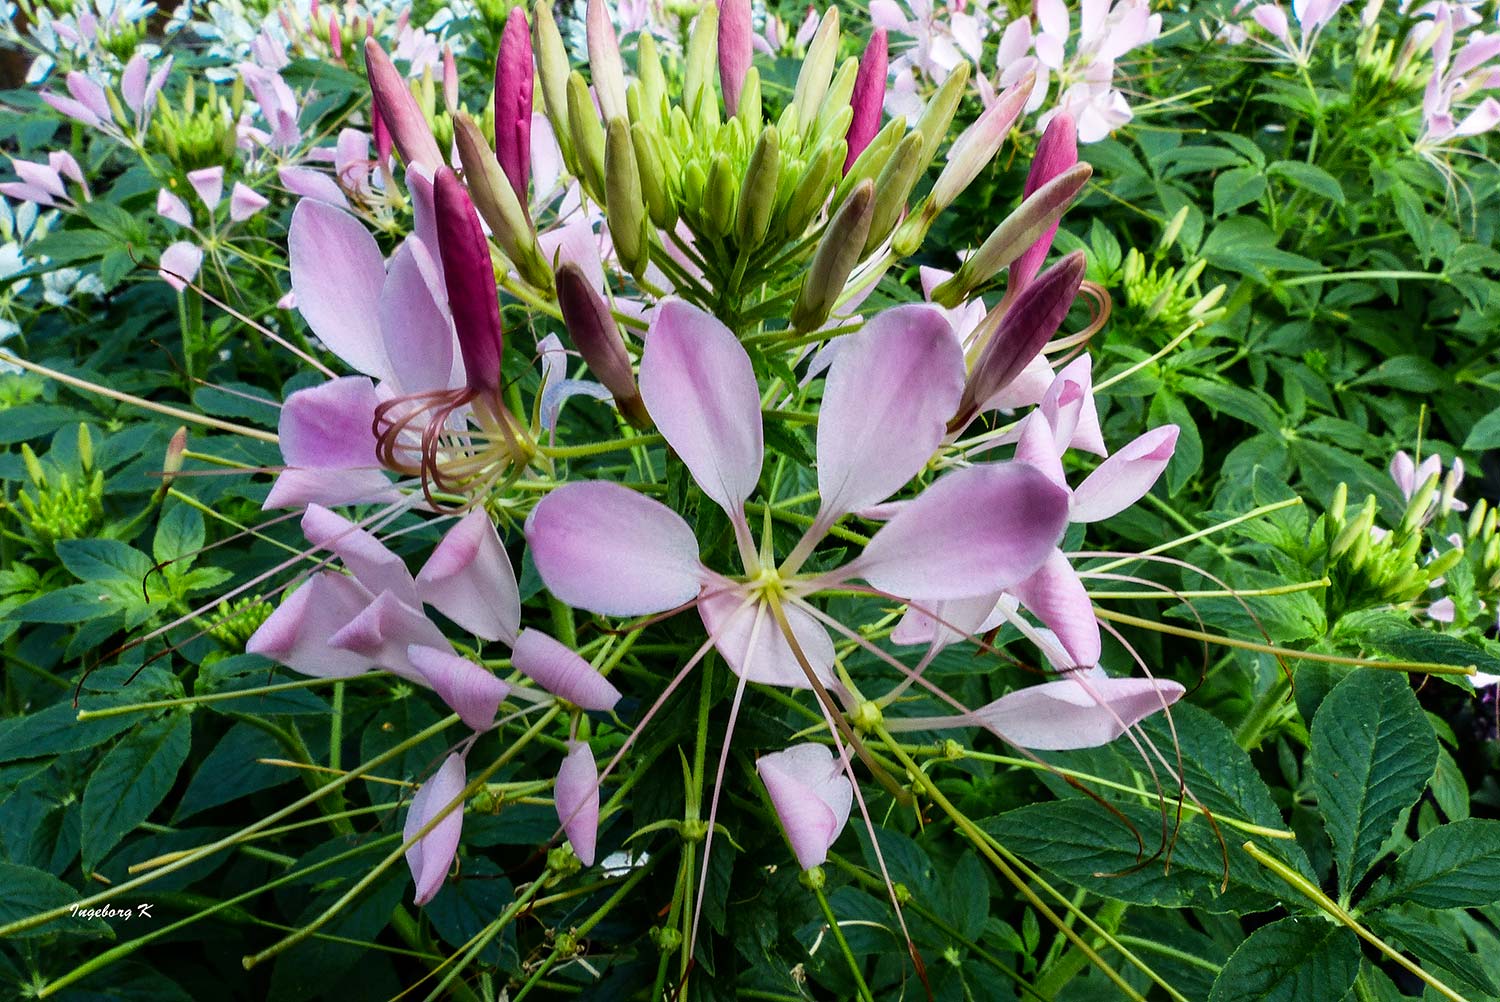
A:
[{"left": 811, "top": 881, "right": 877, "bottom": 1002}]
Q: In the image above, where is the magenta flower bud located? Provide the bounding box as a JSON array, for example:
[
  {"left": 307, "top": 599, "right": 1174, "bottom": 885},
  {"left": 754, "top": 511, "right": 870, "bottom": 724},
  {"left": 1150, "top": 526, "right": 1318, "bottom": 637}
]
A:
[
  {"left": 371, "top": 100, "right": 393, "bottom": 165},
  {"left": 1011, "top": 112, "right": 1078, "bottom": 293},
  {"left": 555, "top": 262, "right": 650, "bottom": 428},
  {"left": 494, "top": 6, "right": 534, "bottom": 203},
  {"left": 956, "top": 250, "right": 1086, "bottom": 426},
  {"left": 363, "top": 38, "right": 444, "bottom": 172},
  {"left": 717, "top": 0, "right": 753, "bottom": 116},
  {"left": 844, "top": 28, "right": 888, "bottom": 173},
  {"left": 433, "top": 167, "right": 504, "bottom": 394},
  {"left": 328, "top": 14, "right": 343, "bottom": 62}
]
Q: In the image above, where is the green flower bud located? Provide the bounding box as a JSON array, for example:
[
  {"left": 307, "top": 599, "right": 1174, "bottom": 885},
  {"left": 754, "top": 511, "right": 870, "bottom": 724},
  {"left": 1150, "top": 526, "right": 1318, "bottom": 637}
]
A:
[
  {"left": 736, "top": 66, "right": 762, "bottom": 133},
  {"left": 1399, "top": 471, "right": 1441, "bottom": 535},
  {"left": 834, "top": 116, "right": 904, "bottom": 206},
  {"left": 736, "top": 126, "right": 779, "bottom": 251},
  {"left": 782, "top": 138, "right": 843, "bottom": 239},
  {"left": 813, "top": 57, "right": 859, "bottom": 140},
  {"left": 534, "top": 3, "right": 576, "bottom": 167},
  {"left": 1426, "top": 546, "right": 1464, "bottom": 580},
  {"left": 683, "top": 0, "right": 718, "bottom": 126},
  {"left": 1329, "top": 482, "right": 1348, "bottom": 528},
  {"left": 630, "top": 122, "right": 676, "bottom": 230},
  {"left": 792, "top": 8, "right": 839, "bottom": 138},
  {"left": 1466, "top": 498, "right": 1488, "bottom": 541},
  {"left": 567, "top": 71, "right": 607, "bottom": 199},
  {"left": 702, "top": 152, "right": 738, "bottom": 238},
  {"left": 454, "top": 113, "right": 554, "bottom": 292},
  {"left": 799, "top": 865, "right": 827, "bottom": 890},
  {"left": 1332, "top": 496, "right": 1377, "bottom": 558},
  {"left": 792, "top": 179, "right": 874, "bottom": 332},
  {"left": 1160, "top": 205, "right": 1190, "bottom": 253},
  {"left": 637, "top": 32, "right": 666, "bottom": 126},
  {"left": 865, "top": 130, "right": 925, "bottom": 255},
  {"left": 605, "top": 117, "right": 650, "bottom": 279},
  {"left": 911, "top": 60, "right": 971, "bottom": 168}
]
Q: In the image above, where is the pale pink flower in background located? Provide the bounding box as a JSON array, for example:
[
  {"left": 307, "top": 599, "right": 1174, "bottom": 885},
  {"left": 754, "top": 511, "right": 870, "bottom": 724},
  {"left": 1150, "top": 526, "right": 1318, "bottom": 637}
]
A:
[
  {"left": 873, "top": 0, "right": 989, "bottom": 120},
  {"left": 1416, "top": 15, "right": 1500, "bottom": 149},
  {"left": 1028, "top": 0, "right": 1161, "bottom": 141},
  {"left": 0, "top": 153, "right": 89, "bottom": 210},
  {"left": 153, "top": 166, "right": 269, "bottom": 289},
  {"left": 1244, "top": 0, "right": 1351, "bottom": 65}
]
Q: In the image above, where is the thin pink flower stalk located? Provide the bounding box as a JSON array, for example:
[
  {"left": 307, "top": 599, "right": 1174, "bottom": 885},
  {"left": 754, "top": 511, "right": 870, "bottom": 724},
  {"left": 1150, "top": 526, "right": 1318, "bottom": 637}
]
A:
[
  {"left": 1246, "top": 0, "right": 1351, "bottom": 65},
  {"left": 155, "top": 166, "right": 271, "bottom": 291}
]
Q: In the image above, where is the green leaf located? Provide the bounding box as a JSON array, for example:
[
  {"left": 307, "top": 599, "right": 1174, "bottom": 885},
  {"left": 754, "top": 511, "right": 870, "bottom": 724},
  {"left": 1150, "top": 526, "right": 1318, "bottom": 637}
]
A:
[
  {"left": 0, "top": 862, "right": 113, "bottom": 939},
  {"left": 1364, "top": 819, "right": 1500, "bottom": 910},
  {"left": 1463, "top": 409, "right": 1500, "bottom": 451},
  {"left": 55, "top": 539, "right": 154, "bottom": 583},
  {"left": 1349, "top": 356, "right": 1448, "bottom": 393},
  {"left": 982, "top": 800, "right": 1290, "bottom": 913},
  {"left": 1366, "top": 908, "right": 1498, "bottom": 997},
  {"left": 1310, "top": 671, "right": 1438, "bottom": 896},
  {"left": 1268, "top": 161, "right": 1346, "bottom": 204},
  {"left": 153, "top": 504, "right": 205, "bottom": 565},
  {"left": 1213, "top": 167, "right": 1266, "bottom": 217},
  {"left": 1352, "top": 625, "right": 1500, "bottom": 682},
  {"left": 1201, "top": 217, "right": 1321, "bottom": 275},
  {"left": 81, "top": 712, "right": 192, "bottom": 870},
  {"left": 1206, "top": 917, "right": 1360, "bottom": 1002},
  {"left": 173, "top": 722, "right": 295, "bottom": 821},
  {"left": 0, "top": 697, "right": 139, "bottom": 762}
]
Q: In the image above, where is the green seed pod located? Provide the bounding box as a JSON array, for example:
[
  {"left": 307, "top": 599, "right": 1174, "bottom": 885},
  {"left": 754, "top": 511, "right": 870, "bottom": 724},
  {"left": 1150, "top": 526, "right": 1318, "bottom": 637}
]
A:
[
  {"left": 791, "top": 179, "right": 874, "bottom": 332},
  {"left": 782, "top": 138, "right": 843, "bottom": 239},
  {"left": 864, "top": 131, "right": 925, "bottom": 255},
  {"left": 631, "top": 122, "right": 676, "bottom": 230}
]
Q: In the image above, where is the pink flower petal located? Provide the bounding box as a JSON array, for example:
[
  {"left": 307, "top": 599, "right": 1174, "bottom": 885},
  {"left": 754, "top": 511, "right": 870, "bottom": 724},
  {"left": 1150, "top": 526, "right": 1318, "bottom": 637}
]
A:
[
  {"left": 555, "top": 741, "right": 600, "bottom": 865},
  {"left": 277, "top": 375, "right": 384, "bottom": 472},
  {"left": 416, "top": 508, "right": 521, "bottom": 644},
  {"left": 247, "top": 571, "right": 376, "bottom": 677},
  {"left": 279, "top": 166, "right": 351, "bottom": 208},
  {"left": 525, "top": 481, "right": 705, "bottom": 617},
  {"left": 229, "top": 182, "right": 270, "bottom": 221},
  {"left": 1011, "top": 113, "right": 1077, "bottom": 292},
  {"left": 698, "top": 587, "right": 838, "bottom": 690},
  {"left": 756, "top": 743, "right": 852, "bottom": 870},
  {"left": 639, "top": 299, "right": 764, "bottom": 519},
  {"left": 1069, "top": 425, "right": 1178, "bottom": 523},
  {"left": 327, "top": 590, "right": 451, "bottom": 682},
  {"left": 263, "top": 468, "right": 402, "bottom": 510},
  {"left": 66, "top": 72, "right": 111, "bottom": 124},
  {"left": 407, "top": 645, "right": 509, "bottom": 731},
  {"left": 187, "top": 166, "right": 225, "bottom": 211},
  {"left": 891, "top": 591, "right": 1001, "bottom": 651},
  {"left": 816, "top": 304, "right": 966, "bottom": 520},
  {"left": 404, "top": 752, "right": 466, "bottom": 905},
  {"left": 301, "top": 504, "right": 417, "bottom": 602},
  {"left": 122, "top": 54, "right": 149, "bottom": 114},
  {"left": 159, "top": 241, "right": 203, "bottom": 290},
  {"left": 974, "top": 674, "right": 1186, "bottom": 750},
  {"left": 156, "top": 188, "right": 192, "bottom": 226},
  {"left": 379, "top": 237, "right": 458, "bottom": 394},
  {"left": 13, "top": 159, "right": 63, "bottom": 198},
  {"left": 289, "top": 198, "right": 392, "bottom": 381},
  {"left": 1041, "top": 353, "right": 1106, "bottom": 456},
  {"left": 845, "top": 463, "right": 1071, "bottom": 600},
  {"left": 1009, "top": 549, "right": 1100, "bottom": 667},
  {"left": 511, "top": 629, "right": 623, "bottom": 711}
]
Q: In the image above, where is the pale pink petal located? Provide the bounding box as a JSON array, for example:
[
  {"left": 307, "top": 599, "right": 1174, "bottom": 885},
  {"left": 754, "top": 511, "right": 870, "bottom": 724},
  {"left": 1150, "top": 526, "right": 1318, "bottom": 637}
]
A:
[
  {"left": 156, "top": 188, "right": 192, "bottom": 226},
  {"left": 844, "top": 463, "right": 1071, "bottom": 600},
  {"left": 327, "top": 590, "right": 451, "bottom": 682},
  {"left": 66, "top": 72, "right": 111, "bottom": 123},
  {"left": 40, "top": 92, "right": 101, "bottom": 128},
  {"left": 1042, "top": 354, "right": 1106, "bottom": 456},
  {"left": 890, "top": 591, "right": 1001, "bottom": 651},
  {"left": 416, "top": 508, "right": 521, "bottom": 644},
  {"left": 1009, "top": 549, "right": 1100, "bottom": 667},
  {"left": 1428, "top": 597, "right": 1456, "bottom": 623},
  {"left": 159, "top": 241, "right": 203, "bottom": 290},
  {"left": 187, "top": 166, "right": 225, "bottom": 211},
  {"left": 407, "top": 645, "right": 509, "bottom": 730},
  {"left": 229, "top": 182, "right": 270, "bottom": 221},
  {"left": 269, "top": 377, "right": 396, "bottom": 510},
  {"left": 1389, "top": 450, "right": 1416, "bottom": 499},
  {"left": 247, "top": 571, "right": 376, "bottom": 677},
  {"left": 555, "top": 742, "right": 600, "bottom": 865},
  {"left": 301, "top": 504, "right": 417, "bottom": 602},
  {"left": 279, "top": 166, "right": 351, "bottom": 208},
  {"left": 1014, "top": 411, "right": 1067, "bottom": 489},
  {"left": 756, "top": 743, "right": 852, "bottom": 870},
  {"left": 379, "top": 238, "right": 457, "bottom": 394},
  {"left": 639, "top": 298, "right": 764, "bottom": 518},
  {"left": 511, "top": 629, "right": 622, "bottom": 711},
  {"left": 816, "top": 304, "right": 966, "bottom": 519},
  {"left": 697, "top": 588, "right": 838, "bottom": 690},
  {"left": 48, "top": 152, "right": 84, "bottom": 191},
  {"left": 1069, "top": 425, "right": 1179, "bottom": 523},
  {"left": 1252, "top": 4, "right": 1292, "bottom": 44},
  {"left": 525, "top": 481, "right": 705, "bottom": 617},
  {"left": 404, "top": 752, "right": 466, "bottom": 905},
  {"left": 974, "top": 675, "right": 1186, "bottom": 750},
  {"left": 12, "top": 160, "right": 63, "bottom": 198},
  {"left": 289, "top": 198, "right": 392, "bottom": 381},
  {"left": 263, "top": 468, "right": 401, "bottom": 510},
  {"left": 121, "top": 54, "right": 149, "bottom": 114}
]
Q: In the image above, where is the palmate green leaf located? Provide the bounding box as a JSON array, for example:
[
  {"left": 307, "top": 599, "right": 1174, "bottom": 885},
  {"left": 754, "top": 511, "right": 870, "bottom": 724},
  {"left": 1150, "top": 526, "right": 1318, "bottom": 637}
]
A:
[
  {"left": 55, "top": 538, "right": 155, "bottom": 584},
  {"left": 1267, "top": 161, "right": 1346, "bottom": 205},
  {"left": 1201, "top": 216, "right": 1321, "bottom": 276},
  {"left": 0, "top": 862, "right": 113, "bottom": 939},
  {"left": 81, "top": 711, "right": 192, "bottom": 871},
  {"left": 152, "top": 503, "right": 205, "bottom": 565},
  {"left": 982, "top": 800, "right": 1290, "bottom": 914},
  {"left": 1206, "top": 916, "right": 1360, "bottom": 1002},
  {"left": 1309, "top": 671, "right": 1438, "bottom": 897},
  {"left": 1363, "top": 819, "right": 1500, "bottom": 910}
]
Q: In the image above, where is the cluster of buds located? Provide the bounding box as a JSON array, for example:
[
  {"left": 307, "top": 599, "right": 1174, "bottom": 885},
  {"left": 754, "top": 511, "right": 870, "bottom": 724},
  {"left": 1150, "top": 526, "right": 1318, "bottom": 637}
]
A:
[
  {"left": 1118, "top": 208, "right": 1226, "bottom": 335},
  {"left": 4, "top": 424, "right": 105, "bottom": 548},
  {"left": 150, "top": 75, "right": 244, "bottom": 171},
  {"left": 1324, "top": 477, "right": 1465, "bottom": 609},
  {"left": 1462, "top": 498, "right": 1500, "bottom": 597}
]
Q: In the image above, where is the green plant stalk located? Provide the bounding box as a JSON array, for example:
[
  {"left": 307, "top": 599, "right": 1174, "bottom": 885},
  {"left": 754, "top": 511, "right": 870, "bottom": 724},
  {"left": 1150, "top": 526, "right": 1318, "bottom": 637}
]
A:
[
  {"left": 0, "top": 713, "right": 462, "bottom": 938},
  {"left": 74, "top": 675, "right": 342, "bottom": 719},
  {"left": 811, "top": 881, "right": 877, "bottom": 1002},
  {"left": 1034, "top": 898, "right": 1129, "bottom": 998},
  {"left": 1087, "top": 497, "right": 1304, "bottom": 573},
  {"left": 420, "top": 871, "right": 552, "bottom": 1002},
  {"left": 1235, "top": 673, "right": 1293, "bottom": 750},
  {"left": 1241, "top": 840, "right": 1469, "bottom": 1002}
]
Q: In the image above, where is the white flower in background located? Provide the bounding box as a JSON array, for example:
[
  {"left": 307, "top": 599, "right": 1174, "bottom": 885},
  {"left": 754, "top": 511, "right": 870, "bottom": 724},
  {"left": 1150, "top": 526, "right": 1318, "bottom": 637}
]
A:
[
  {"left": 1416, "top": 12, "right": 1500, "bottom": 150},
  {"left": 4, "top": 0, "right": 165, "bottom": 82},
  {"left": 1031, "top": 0, "right": 1162, "bottom": 141},
  {"left": 1243, "top": 0, "right": 1350, "bottom": 65}
]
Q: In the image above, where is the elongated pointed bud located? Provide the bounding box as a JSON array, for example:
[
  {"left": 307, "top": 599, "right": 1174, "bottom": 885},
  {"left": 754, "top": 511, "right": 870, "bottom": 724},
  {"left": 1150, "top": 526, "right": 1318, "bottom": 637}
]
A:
[
  {"left": 912, "top": 60, "right": 970, "bottom": 167},
  {"left": 932, "top": 161, "right": 1093, "bottom": 307},
  {"left": 630, "top": 123, "right": 676, "bottom": 230},
  {"left": 637, "top": 33, "right": 667, "bottom": 125},
  {"left": 782, "top": 137, "right": 842, "bottom": 238},
  {"left": 586, "top": 0, "right": 628, "bottom": 122},
  {"left": 534, "top": 2, "right": 575, "bottom": 168},
  {"left": 371, "top": 98, "right": 393, "bottom": 164},
  {"left": 792, "top": 179, "right": 874, "bottom": 331},
  {"left": 865, "top": 130, "right": 924, "bottom": 254},
  {"left": 736, "top": 66, "right": 762, "bottom": 131},
  {"left": 1467, "top": 498, "right": 1488, "bottom": 541},
  {"left": 703, "top": 152, "right": 737, "bottom": 237},
  {"left": 1011, "top": 112, "right": 1078, "bottom": 292},
  {"left": 329, "top": 14, "right": 344, "bottom": 63},
  {"left": 737, "top": 125, "right": 779, "bottom": 250},
  {"left": 844, "top": 28, "right": 887, "bottom": 172},
  {"left": 684, "top": 1, "right": 719, "bottom": 125},
  {"left": 453, "top": 113, "right": 553, "bottom": 292},
  {"left": 555, "top": 263, "right": 650, "bottom": 428},
  {"left": 604, "top": 117, "right": 649, "bottom": 278},
  {"left": 955, "top": 251, "right": 1085, "bottom": 425},
  {"left": 441, "top": 44, "right": 458, "bottom": 112},
  {"left": 718, "top": 0, "right": 752, "bottom": 116},
  {"left": 154, "top": 426, "right": 188, "bottom": 502},
  {"left": 434, "top": 167, "right": 503, "bottom": 394},
  {"left": 793, "top": 7, "right": 839, "bottom": 138},
  {"left": 494, "top": 6, "right": 534, "bottom": 204},
  {"left": 815, "top": 58, "right": 857, "bottom": 139},
  {"left": 364, "top": 38, "right": 443, "bottom": 172},
  {"left": 929, "top": 72, "right": 1033, "bottom": 213},
  {"left": 566, "top": 71, "right": 607, "bottom": 198},
  {"left": 835, "top": 116, "right": 903, "bottom": 206}
]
